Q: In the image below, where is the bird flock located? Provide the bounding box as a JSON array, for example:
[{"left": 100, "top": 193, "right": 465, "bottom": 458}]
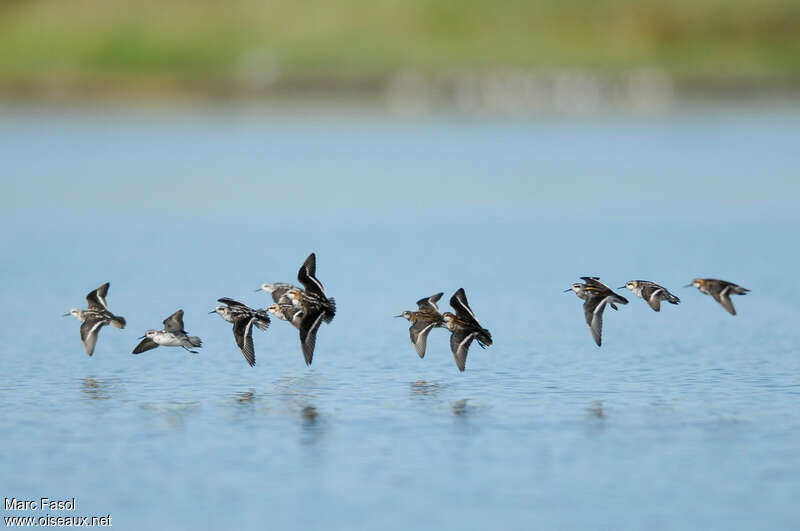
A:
[
  {"left": 65, "top": 252, "right": 749, "bottom": 372},
  {"left": 565, "top": 276, "right": 749, "bottom": 347},
  {"left": 66, "top": 253, "right": 336, "bottom": 367}
]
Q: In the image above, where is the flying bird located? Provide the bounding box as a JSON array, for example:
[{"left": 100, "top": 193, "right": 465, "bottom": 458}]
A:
[
  {"left": 132, "top": 309, "right": 202, "bottom": 354},
  {"left": 688, "top": 278, "right": 749, "bottom": 315},
  {"left": 211, "top": 298, "right": 270, "bottom": 367},
  {"left": 566, "top": 277, "right": 628, "bottom": 346},
  {"left": 396, "top": 292, "right": 445, "bottom": 358},
  {"left": 441, "top": 288, "right": 492, "bottom": 372},
  {"left": 621, "top": 280, "right": 680, "bottom": 311},
  {"left": 65, "top": 282, "right": 126, "bottom": 356},
  {"left": 271, "top": 253, "right": 336, "bottom": 365}
]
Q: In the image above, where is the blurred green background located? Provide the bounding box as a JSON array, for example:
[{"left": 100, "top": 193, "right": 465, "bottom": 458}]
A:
[{"left": 1, "top": 0, "right": 799, "bottom": 100}]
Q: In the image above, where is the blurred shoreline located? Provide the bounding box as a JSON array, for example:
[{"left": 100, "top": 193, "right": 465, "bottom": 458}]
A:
[
  {"left": 4, "top": 69, "right": 800, "bottom": 116},
  {"left": 3, "top": 0, "right": 799, "bottom": 112}
]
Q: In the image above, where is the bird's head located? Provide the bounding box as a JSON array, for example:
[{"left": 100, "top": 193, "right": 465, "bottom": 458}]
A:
[
  {"left": 441, "top": 312, "right": 456, "bottom": 330},
  {"left": 395, "top": 311, "right": 412, "bottom": 321}
]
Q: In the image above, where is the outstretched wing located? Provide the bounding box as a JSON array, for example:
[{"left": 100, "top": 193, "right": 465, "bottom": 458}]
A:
[
  {"left": 712, "top": 286, "right": 737, "bottom": 315},
  {"left": 450, "top": 328, "right": 477, "bottom": 372},
  {"left": 641, "top": 285, "right": 663, "bottom": 312},
  {"left": 86, "top": 282, "right": 110, "bottom": 311},
  {"left": 449, "top": 288, "right": 480, "bottom": 326},
  {"left": 409, "top": 318, "right": 439, "bottom": 358},
  {"left": 80, "top": 317, "right": 106, "bottom": 356},
  {"left": 218, "top": 297, "right": 248, "bottom": 309},
  {"left": 583, "top": 295, "right": 610, "bottom": 346},
  {"left": 580, "top": 277, "right": 604, "bottom": 288},
  {"left": 298, "top": 308, "right": 325, "bottom": 365},
  {"left": 416, "top": 292, "right": 443, "bottom": 313},
  {"left": 232, "top": 316, "right": 256, "bottom": 367},
  {"left": 297, "top": 253, "right": 326, "bottom": 298},
  {"left": 163, "top": 310, "right": 185, "bottom": 333},
  {"left": 132, "top": 337, "right": 159, "bottom": 354}
]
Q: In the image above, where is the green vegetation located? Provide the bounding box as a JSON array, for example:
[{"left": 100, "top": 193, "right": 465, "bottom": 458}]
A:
[{"left": 1, "top": 0, "right": 799, "bottom": 97}]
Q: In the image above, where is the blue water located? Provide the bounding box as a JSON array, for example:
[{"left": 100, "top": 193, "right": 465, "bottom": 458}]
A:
[{"left": 2, "top": 104, "right": 800, "bottom": 530}]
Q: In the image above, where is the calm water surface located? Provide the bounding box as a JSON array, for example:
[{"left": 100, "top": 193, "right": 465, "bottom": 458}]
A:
[{"left": 1, "top": 105, "right": 799, "bottom": 530}]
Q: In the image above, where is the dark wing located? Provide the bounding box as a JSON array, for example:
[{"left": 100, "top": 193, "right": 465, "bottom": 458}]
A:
[
  {"left": 583, "top": 295, "right": 610, "bottom": 346},
  {"left": 717, "top": 280, "right": 749, "bottom": 296},
  {"left": 86, "top": 282, "right": 110, "bottom": 311},
  {"left": 580, "top": 277, "right": 604, "bottom": 288},
  {"left": 298, "top": 308, "right": 326, "bottom": 366},
  {"left": 449, "top": 328, "right": 477, "bottom": 372},
  {"left": 297, "top": 253, "right": 326, "bottom": 298},
  {"left": 270, "top": 285, "right": 295, "bottom": 304},
  {"left": 409, "top": 318, "right": 439, "bottom": 358},
  {"left": 132, "top": 337, "right": 159, "bottom": 354},
  {"left": 232, "top": 316, "right": 256, "bottom": 367},
  {"left": 163, "top": 310, "right": 185, "bottom": 333},
  {"left": 253, "top": 309, "right": 271, "bottom": 331},
  {"left": 641, "top": 285, "right": 663, "bottom": 312},
  {"left": 218, "top": 297, "right": 249, "bottom": 309},
  {"left": 80, "top": 317, "right": 106, "bottom": 356},
  {"left": 416, "top": 292, "right": 444, "bottom": 313},
  {"left": 712, "top": 286, "right": 737, "bottom": 315},
  {"left": 449, "top": 288, "right": 480, "bottom": 326}
]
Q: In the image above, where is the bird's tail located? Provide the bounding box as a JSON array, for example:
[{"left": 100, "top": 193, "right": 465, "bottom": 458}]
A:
[
  {"left": 478, "top": 328, "right": 493, "bottom": 347},
  {"left": 731, "top": 286, "right": 750, "bottom": 295},
  {"left": 110, "top": 316, "right": 126, "bottom": 328},
  {"left": 666, "top": 293, "right": 680, "bottom": 305},
  {"left": 254, "top": 310, "right": 271, "bottom": 331},
  {"left": 187, "top": 336, "right": 202, "bottom": 348},
  {"left": 323, "top": 297, "right": 336, "bottom": 323}
]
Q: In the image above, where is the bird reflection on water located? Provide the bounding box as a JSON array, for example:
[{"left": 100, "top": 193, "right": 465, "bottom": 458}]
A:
[
  {"left": 81, "top": 376, "right": 117, "bottom": 400},
  {"left": 235, "top": 390, "right": 256, "bottom": 403},
  {"left": 409, "top": 380, "right": 442, "bottom": 398},
  {"left": 451, "top": 399, "right": 471, "bottom": 417}
]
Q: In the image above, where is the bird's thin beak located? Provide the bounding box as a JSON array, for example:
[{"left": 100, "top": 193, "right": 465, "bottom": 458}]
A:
[
  {"left": 684, "top": 284, "right": 693, "bottom": 288},
  {"left": 62, "top": 313, "right": 70, "bottom": 317},
  {"left": 208, "top": 310, "right": 216, "bottom": 314},
  {"left": 138, "top": 335, "right": 145, "bottom": 340},
  {"left": 254, "top": 287, "right": 263, "bottom": 292},
  {"left": 393, "top": 314, "right": 403, "bottom": 318},
  {"left": 563, "top": 288, "right": 572, "bottom": 293},
  {"left": 617, "top": 286, "right": 626, "bottom": 289}
]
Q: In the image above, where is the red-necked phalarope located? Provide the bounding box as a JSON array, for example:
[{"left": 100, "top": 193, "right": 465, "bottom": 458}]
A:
[
  {"left": 396, "top": 292, "right": 445, "bottom": 358},
  {"left": 620, "top": 280, "right": 680, "bottom": 312},
  {"left": 64, "top": 282, "right": 126, "bottom": 356},
  {"left": 211, "top": 298, "right": 270, "bottom": 367},
  {"left": 132, "top": 309, "right": 202, "bottom": 354},
  {"left": 566, "top": 277, "right": 628, "bottom": 346},
  {"left": 441, "top": 288, "right": 492, "bottom": 372},
  {"left": 281, "top": 253, "right": 336, "bottom": 365},
  {"left": 256, "top": 282, "right": 300, "bottom": 305},
  {"left": 687, "top": 278, "right": 749, "bottom": 315}
]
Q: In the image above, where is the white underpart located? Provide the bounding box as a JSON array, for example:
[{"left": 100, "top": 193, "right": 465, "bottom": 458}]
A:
[{"left": 153, "top": 332, "right": 184, "bottom": 347}]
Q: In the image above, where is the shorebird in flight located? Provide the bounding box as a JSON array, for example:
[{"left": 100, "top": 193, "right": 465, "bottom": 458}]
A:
[
  {"left": 211, "top": 298, "right": 270, "bottom": 367},
  {"left": 65, "top": 282, "right": 126, "bottom": 356},
  {"left": 441, "top": 288, "right": 492, "bottom": 372},
  {"left": 133, "top": 310, "right": 202, "bottom": 354},
  {"left": 621, "top": 280, "right": 680, "bottom": 312},
  {"left": 396, "top": 292, "right": 445, "bottom": 358},
  {"left": 566, "top": 277, "right": 628, "bottom": 346},
  {"left": 688, "top": 278, "right": 749, "bottom": 315}
]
